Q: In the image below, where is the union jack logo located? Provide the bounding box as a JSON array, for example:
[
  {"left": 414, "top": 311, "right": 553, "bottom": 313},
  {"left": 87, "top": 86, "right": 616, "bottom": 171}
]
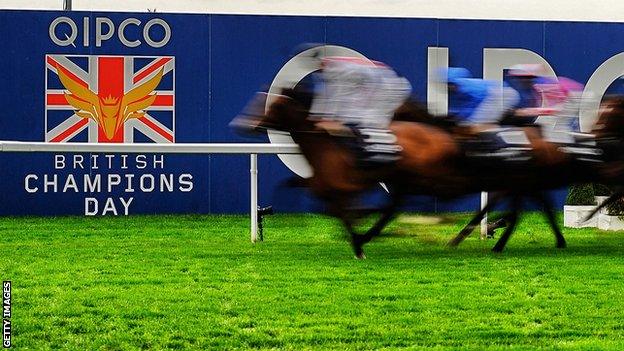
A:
[{"left": 45, "top": 55, "right": 175, "bottom": 143}]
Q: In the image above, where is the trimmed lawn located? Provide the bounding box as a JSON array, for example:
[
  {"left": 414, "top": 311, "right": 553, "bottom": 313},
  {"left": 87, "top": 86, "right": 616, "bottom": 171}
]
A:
[{"left": 0, "top": 213, "right": 623, "bottom": 350}]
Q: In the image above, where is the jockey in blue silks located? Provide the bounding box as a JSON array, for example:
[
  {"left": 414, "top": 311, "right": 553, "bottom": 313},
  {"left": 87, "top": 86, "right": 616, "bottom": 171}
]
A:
[
  {"left": 438, "top": 67, "right": 522, "bottom": 156},
  {"left": 441, "top": 67, "right": 519, "bottom": 126}
]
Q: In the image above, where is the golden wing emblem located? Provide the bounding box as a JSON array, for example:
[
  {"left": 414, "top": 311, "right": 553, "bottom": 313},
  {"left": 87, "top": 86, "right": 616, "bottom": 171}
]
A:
[
  {"left": 57, "top": 67, "right": 101, "bottom": 121},
  {"left": 120, "top": 68, "right": 164, "bottom": 122}
]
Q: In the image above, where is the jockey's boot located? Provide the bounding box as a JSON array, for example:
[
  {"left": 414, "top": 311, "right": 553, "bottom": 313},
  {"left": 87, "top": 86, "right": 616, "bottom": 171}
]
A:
[{"left": 463, "top": 130, "right": 503, "bottom": 156}]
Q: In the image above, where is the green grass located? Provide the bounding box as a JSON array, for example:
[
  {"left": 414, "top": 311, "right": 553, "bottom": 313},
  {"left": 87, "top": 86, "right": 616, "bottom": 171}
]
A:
[{"left": 1, "top": 212, "right": 623, "bottom": 350}]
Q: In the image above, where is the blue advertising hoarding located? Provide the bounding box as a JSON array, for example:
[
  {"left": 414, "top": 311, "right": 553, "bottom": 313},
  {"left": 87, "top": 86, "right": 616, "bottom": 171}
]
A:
[{"left": 0, "top": 10, "right": 622, "bottom": 215}]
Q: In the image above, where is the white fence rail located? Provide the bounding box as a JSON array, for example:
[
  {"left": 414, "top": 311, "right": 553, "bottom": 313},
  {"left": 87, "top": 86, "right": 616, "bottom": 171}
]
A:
[
  {"left": 0, "top": 141, "right": 491, "bottom": 242},
  {"left": 0, "top": 141, "right": 300, "bottom": 154},
  {"left": 0, "top": 141, "right": 300, "bottom": 242}
]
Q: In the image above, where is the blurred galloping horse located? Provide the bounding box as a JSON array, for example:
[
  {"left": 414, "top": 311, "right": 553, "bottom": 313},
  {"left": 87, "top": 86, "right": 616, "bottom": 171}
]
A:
[{"left": 233, "top": 88, "right": 610, "bottom": 257}]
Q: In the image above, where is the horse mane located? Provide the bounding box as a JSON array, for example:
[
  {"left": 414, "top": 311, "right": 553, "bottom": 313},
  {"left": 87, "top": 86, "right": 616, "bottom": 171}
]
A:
[{"left": 393, "top": 98, "right": 458, "bottom": 131}]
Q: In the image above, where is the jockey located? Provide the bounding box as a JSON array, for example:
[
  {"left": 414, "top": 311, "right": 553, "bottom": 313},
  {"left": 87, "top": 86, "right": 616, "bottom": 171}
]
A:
[
  {"left": 534, "top": 75, "right": 585, "bottom": 142},
  {"left": 507, "top": 64, "right": 543, "bottom": 120},
  {"left": 507, "top": 64, "right": 585, "bottom": 143},
  {"left": 309, "top": 55, "right": 412, "bottom": 166},
  {"left": 442, "top": 67, "right": 519, "bottom": 128},
  {"left": 438, "top": 67, "right": 521, "bottom": 156}
]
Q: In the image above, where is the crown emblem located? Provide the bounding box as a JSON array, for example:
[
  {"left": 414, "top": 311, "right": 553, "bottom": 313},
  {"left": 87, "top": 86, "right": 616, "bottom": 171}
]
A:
[{"left": 101, "top": 94, "right": 119, "bottom": 105}]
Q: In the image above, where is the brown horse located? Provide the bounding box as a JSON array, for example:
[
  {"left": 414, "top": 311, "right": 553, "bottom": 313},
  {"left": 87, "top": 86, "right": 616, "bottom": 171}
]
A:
[
  {"left": 235, "top": 90, "right": 594, "bottom": 257},
  {"left": 250, "top": 93, "right": 468, "bottom": 258},
  {"left": 381, "top": 99, "right": 574, "bottom": 252},
  {"left": 576, "top": 96, "right": 624, "bottom": 220}
]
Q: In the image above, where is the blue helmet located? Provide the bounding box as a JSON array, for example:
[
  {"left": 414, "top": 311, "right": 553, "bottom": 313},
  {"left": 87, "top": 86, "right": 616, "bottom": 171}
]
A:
[{"left": 436, "top": 67, "right": 472, "bottom": 84}]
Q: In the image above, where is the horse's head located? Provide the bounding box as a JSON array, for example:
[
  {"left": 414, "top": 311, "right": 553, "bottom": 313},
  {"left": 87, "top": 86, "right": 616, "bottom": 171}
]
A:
[
  {"left": 593, "top": 96, "right": 624, "bottom": 139},
  {"left": 230, "top": 88, "right": 313, "bottom": 135}
]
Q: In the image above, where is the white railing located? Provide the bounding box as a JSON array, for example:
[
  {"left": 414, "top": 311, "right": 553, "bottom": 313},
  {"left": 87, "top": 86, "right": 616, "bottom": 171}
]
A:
[
  {"left": 0, "top": 140, "right": 492, "bottom": 241},
  {"left": 0, "top": 141, "right": 300, "bottom": 242}
]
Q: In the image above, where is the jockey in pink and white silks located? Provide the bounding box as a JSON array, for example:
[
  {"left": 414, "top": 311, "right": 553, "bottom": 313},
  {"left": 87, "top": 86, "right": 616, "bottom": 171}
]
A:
[
  {"left": 508, "top": 64, "right": 585, "bottom": 144},
  {"left": 309, "top": 56, "right": 412, "bottom": 165}
]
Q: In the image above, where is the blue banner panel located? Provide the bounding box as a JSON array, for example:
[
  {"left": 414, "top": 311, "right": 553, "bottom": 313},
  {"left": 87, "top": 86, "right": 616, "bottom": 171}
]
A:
[
  {"left": 0, "top": 10, "right": 623, "bottom": 216},
  {"left": 0, "top": 10, "right": 211, "bottom": 215}
]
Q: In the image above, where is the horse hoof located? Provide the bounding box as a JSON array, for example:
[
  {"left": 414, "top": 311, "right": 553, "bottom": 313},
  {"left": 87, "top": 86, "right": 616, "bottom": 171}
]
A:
[
  {"left": 353, "top": 246, "right": 366, "bottom": 259},
  {"left": 491, "top": 246, "right": 504, "bottom": 253},
  {"left": 556, "top": 242, "right": 567, "bottom": 249}
]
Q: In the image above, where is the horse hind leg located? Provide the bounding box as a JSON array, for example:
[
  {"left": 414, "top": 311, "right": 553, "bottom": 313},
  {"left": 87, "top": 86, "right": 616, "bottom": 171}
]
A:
[
  {"left": 348, "top": 224, "right": 368, "bottom": 260},
  {"left": 492, "top": 197, "right": 521, "bottom": 253},
  {"left": 582, "top": 190, "right": 624, "bottom": 223},
  {"left": 532, "top": 192, "right": 566, "bottom": 249},
  {"left": 447, "top": 193, "right": 502, "bottom": 247}
]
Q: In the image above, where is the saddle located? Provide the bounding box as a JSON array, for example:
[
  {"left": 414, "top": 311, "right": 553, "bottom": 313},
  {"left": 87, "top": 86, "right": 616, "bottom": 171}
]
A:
[
  {"left": 459, "top": 126, "right": 607, "bottom": 171},
  {"left": 352, "top": 128, "right": 403, "bottom": 167},
  {"left": 456, "top": 127, "right": 533, "bottom": 167},
  {"left": 345, "top": 125, "right": 402, "bottom": 169},
  {"left": 313, "top": 121, "right": 402, "bottom": 169}
]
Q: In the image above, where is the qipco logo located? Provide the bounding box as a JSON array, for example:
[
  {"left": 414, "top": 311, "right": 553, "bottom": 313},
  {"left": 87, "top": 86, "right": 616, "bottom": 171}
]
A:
[
  {"left": 266, "top": 45, "right": 372, "bottom": 178},
  {"left": 49, "top": 16, "right": 171, "bottom": 48}
]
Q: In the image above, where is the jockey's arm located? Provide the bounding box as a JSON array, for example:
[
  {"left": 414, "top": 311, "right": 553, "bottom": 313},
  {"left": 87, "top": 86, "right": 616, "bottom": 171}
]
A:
[{"left": 514, "top": 107, "right": 559, "bottom": 117}]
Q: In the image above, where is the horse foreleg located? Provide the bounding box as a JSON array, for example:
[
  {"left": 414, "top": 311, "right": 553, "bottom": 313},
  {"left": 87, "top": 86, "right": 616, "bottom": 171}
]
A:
[
  {"left": 338, "top": 213, "right": 368, "bottom": 259},
  {"left": 344, "top": 218, "right": 368, "bottom": 260},
  {"left": 532, "top": 192, "right": 566, "bottom": 249},
  {"left": 349, "top": 192, "right": 404, "bottom": 258},
  {"left": 447, "top": 193, "right": 502, "bottom": 247},
  {"left": 582, "top": 189, "right": 624, "bottom": 223},
  {"left": 492, "top": 197, "right": 521, "bottom": 253}
]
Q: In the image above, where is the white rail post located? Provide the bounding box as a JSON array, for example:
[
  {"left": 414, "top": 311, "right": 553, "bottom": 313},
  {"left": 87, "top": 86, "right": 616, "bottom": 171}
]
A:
[
  {"left": 480, "top": 191, "right": 488, "bottom": 239},
  {"left": 250, "top": 153, "right": 258, "bottom": 242}
]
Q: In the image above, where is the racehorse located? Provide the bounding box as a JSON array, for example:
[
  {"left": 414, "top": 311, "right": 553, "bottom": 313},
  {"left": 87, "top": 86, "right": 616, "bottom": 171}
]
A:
[
  {"left": 577, "top": 96, "right": 624, "bottom": 221},
  {"left": 234, "top": 89, "right": 605, "bottom": 258},
  {"left": 393, "top": 99, "right": 577, "bottom": 251}
]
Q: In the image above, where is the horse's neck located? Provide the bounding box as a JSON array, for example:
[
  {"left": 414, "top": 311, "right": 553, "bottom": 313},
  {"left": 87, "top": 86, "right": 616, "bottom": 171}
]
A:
[
  {"left": 290, "top": 130, "right": 368, "bottom": 194},
  {"left": 292, "top": 131, "right": 339, "bottom": 165}
]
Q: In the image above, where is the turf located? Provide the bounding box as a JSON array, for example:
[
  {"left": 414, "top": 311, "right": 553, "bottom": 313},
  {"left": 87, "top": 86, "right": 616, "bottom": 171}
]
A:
[{"left": 0, "top": 212, "right": 623, "bottom": 350}]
